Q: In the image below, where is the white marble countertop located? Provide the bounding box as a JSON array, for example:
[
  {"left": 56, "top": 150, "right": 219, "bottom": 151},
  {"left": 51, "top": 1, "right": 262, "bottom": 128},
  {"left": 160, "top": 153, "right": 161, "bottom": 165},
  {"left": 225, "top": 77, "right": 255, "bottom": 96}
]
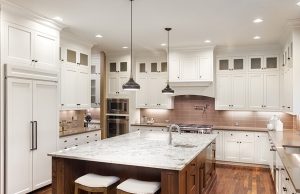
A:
[{"left": 49, "top": 131, "right": 217, "bottom": 171}]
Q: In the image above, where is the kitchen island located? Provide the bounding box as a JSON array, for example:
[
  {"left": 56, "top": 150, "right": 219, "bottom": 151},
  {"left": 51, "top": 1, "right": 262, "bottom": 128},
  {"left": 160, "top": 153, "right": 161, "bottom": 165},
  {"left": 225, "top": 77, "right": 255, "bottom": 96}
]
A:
[{"left": 49, "top": 131, "right": 217, "bottom": 194}]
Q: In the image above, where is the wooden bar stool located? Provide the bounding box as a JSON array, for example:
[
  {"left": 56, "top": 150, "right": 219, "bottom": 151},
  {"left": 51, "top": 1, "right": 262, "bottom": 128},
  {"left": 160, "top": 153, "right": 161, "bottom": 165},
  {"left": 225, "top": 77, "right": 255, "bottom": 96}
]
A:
[
  {"left": 74, "top": 173, "right": 120, "bottom": 194},
  {"left": 117, "top": 178, "right": 160, "bottom": 194}
]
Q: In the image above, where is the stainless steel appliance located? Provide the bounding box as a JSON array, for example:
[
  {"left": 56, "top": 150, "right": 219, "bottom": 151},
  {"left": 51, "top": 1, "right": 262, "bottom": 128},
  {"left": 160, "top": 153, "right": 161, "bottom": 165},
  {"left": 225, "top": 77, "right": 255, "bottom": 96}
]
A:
[
  {"left": 107, "top": 115, "right": 129, "bottom": 138},
  {"left": 176, "top": 124, "right": 213, "bottom": 134},
  {"left": 107, "top": 98, "right": 129, "bottom": 114}
]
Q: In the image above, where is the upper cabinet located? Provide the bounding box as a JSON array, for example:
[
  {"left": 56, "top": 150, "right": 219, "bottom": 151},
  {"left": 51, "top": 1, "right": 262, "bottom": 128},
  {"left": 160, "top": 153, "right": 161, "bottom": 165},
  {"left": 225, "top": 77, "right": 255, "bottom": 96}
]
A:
[
  {"left": 3, "top": 22, "right": 59, "bottom": 70},
  {"left": 169, "top": 48, "right": 214, "bottom": 85},
  {"left": 216, "top": 57, "right": 247, "bottom": 73},
  {"left": 91, "top": 53, "right": 101, "bottom": 108},
  {"left": 249, "top": 56, "right": 279, "bottom": 71},
  {"left": 60, "top": 39, "right": 92, "bottom": 110}
]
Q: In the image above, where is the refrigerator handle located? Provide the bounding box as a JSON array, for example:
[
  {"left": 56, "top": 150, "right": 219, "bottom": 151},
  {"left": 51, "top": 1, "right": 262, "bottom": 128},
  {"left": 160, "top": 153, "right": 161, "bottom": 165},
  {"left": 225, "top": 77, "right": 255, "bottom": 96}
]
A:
[
  {"left": 34, "top": 121, "right": 38, "bottom": 150},
  {"left": 30, "top": 121, "right": 34, "bottom": 150}
]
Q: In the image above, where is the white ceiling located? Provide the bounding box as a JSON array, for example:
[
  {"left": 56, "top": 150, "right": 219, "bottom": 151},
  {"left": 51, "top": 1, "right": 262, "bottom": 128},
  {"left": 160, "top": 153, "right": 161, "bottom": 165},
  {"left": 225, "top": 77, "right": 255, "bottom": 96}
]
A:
[{"left": 7, "top": 0, "right": 300, "bottom": 52}]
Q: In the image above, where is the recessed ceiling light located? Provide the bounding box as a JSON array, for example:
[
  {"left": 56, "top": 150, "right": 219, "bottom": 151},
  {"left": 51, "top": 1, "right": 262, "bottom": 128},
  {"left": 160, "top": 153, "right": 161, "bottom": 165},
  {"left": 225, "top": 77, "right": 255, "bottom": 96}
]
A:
[
  {"left": 161, "top": 43, "right": 167, "bottom": 46},
  {"left": 253, "top": 18, "right": 263, "bottom": 23},
  {"left": 122, "top": 46, "right": 128, "bottom": 49},
  {"left": 53, "top": 16, "right": 63, "bottom": 22},
  {"left": 95, "top": 34, "right": 103, "bottom": 38},
  {"left": 297, "top": 2, "right": 300, "bottom": 6},
  {"left": 204, "top": 40, "right": 211, "bottom": 43},
  {"left": 253, "top": 36, "right": 261, "bottom": 40}
]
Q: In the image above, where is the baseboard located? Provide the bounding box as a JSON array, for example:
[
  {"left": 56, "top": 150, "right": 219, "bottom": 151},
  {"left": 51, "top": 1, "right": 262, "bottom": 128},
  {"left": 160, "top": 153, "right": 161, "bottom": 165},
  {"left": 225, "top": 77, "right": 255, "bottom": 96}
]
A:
[{"left": 216, "top": 160, "right": 269, "bottom": 170}]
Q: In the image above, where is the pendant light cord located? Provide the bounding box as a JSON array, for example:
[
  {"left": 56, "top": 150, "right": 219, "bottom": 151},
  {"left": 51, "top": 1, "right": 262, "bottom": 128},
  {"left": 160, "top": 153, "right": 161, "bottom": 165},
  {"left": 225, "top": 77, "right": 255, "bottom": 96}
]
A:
[
  {"left": 130, "top": 0, "right": 133, "bottom": 79},
  {"left": 167, "top": 29, "right": 170, "bottom": 84}
]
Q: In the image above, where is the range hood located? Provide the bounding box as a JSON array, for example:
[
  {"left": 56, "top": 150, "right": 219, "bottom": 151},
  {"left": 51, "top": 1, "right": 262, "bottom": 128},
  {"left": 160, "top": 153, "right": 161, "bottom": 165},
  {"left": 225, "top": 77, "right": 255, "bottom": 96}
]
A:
[{"left": 170, "top": 83, "right": 215, "bottom": 98}]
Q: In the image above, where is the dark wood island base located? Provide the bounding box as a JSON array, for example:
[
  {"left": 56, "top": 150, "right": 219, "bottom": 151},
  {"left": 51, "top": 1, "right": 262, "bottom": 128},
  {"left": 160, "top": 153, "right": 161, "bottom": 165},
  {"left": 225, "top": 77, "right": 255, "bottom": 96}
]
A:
[{"left": 52, "top": 142, "right": 216, "bottom": 194}]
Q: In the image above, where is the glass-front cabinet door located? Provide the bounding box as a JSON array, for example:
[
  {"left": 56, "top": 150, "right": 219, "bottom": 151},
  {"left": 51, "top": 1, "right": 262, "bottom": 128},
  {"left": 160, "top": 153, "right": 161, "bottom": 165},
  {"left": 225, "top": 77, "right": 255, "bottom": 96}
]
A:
[
  {"left": 217, "top": 58, "right": 230, "bottom": 73},
  {"left": 79, "top": 53, "right": 89, "bottom": 66},
  {"left": 160, "top": 62, "right": 168, "bottom": 73},
  {"left": 233, "top": 58, "right": 246, "bottom": 71},
  {"left": 119, "top": 62, "right": 128, "bottom": 73},
  {"left": 265, "top": 56, "right": 278, "bottom": 70},
  {"left": 249, "top": 56, "right": 263, "bottom": 71},
  {"left": 67, "top": 49, "right": 77, "bottom": 65}
]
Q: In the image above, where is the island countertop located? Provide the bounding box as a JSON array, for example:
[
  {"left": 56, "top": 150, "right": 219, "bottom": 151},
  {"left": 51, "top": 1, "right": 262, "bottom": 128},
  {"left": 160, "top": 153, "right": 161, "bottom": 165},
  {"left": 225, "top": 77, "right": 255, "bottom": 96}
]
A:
[{"left": 49, "top": 131, "right": 217, "bottom": 171}]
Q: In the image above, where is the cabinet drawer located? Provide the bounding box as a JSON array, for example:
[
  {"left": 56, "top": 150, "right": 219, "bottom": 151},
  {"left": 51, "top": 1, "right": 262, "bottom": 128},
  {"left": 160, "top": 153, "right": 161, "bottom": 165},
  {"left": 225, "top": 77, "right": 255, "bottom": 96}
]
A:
[
  {"left": 239, "top": 132, "right": 254, "bottom": 142},
  {"left": 212, "top": 130, "right": 223, "bottom": 135},
  {"left": 59, "top": 137, "right": 74, "bottom": 149},
  {"left": 224, "top": 131, "right": 239, "bottom": 140}
]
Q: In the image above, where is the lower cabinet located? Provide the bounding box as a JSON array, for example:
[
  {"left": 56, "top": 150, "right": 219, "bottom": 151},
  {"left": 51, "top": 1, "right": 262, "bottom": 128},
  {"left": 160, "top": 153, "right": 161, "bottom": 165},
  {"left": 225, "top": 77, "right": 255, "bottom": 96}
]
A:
[
  {"left": 215, "top": 130, "right": 269, "bottom": 165},
  {"left": 130, "top": 126, "right": 168, "bottom": 133},
  {"left": 59, "top": 130, "right": 101, "bottom": 150}
]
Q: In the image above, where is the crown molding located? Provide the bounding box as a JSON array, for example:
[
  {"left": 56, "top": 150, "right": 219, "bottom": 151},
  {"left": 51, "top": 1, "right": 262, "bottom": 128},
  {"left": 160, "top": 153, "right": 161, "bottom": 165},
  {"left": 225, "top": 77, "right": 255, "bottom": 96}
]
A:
[
  {"left": 0, "top": 0, "right": 65, "bottom": 31},
  {"left": 287, "top": 18, "right": 300, "bottom": 29}
]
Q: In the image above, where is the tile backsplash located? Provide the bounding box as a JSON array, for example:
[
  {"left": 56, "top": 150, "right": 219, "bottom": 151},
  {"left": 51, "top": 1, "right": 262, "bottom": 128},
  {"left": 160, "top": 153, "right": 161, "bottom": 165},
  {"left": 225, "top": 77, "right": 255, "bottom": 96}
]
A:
[{"left": 140, "top": 96, "right": 295, "bottom": 129}]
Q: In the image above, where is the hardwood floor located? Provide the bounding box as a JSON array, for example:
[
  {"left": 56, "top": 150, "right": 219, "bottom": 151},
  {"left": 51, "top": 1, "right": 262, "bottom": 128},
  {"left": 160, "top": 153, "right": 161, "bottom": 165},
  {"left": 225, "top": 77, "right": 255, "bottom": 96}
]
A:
[{"left": 33, "top": 166, "right": 275, "bottom": 194}]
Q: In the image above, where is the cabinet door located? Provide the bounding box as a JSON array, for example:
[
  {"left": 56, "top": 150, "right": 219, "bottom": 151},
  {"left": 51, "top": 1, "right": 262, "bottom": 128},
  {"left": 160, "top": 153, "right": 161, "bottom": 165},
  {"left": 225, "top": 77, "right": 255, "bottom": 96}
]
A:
[
  {"left": 34, "top": 32, "right": 58, "bottom": 70},
  {"left": 264, "top": 73, "right": 280, "bottom": 110},
  {"left": 249, "top": 56, "right": 263, "bottom": 71},
  {"left": 254, "top": 133, "right": 269, "bottom": 164},
  {"left": 78, "top": 52, "right": 89, "bottom": 70},
  {"left": 61, "top": 66, "right": 78, "bottom": 109},
  {"left": 179, "top": 56, "right": 198, "bottom": 80},
  {"left": 156, "top": 76, "right": 173, "bottom": 109},
  {"left": 248, "top": 74, "right": 264, "bottom": 110},
  {"left": 212, "top": 130, "right": 223, "bottom": 160},
  {"left": 232, "top": 57, "right": 246, "bottom": 71},
  {"left": 169, "top": 57, "right": 180, "bottom": 81},
  {"left": 148, "top": 77, "right": 160, "bottom": 107},
  {"left": 199, "top": 57, "right": 212, "bottom": 81},
  {"left": 77, "top": 69, "right": 91, "bottom": 108},
  {"left": 4, "top": 22, "right": 34, "bottom": 67},
  {"left": 108, "top": 75, "right": 119, "bottom": 96},
  {"left": 216, "top": 58, "right": 231, "bottom": 73},
  {"left": 239, "top": 141, "right": 255, "bottom": 163},
  {"left": 224, "top": 140, "right": 239, "bottom": 162},
  {"left": 66, "top": 48, "right": 77, "bottom": 67},
  {"left": 136, "top": 76, "right": 149, "bottom": 108},
  {"left": 6, "top": 78, "right": 33, "bottom": 194},
  {"left": 264, "top": 56, "right": 278, "bottom": 71},
  {"left": 32, "top": 81, "right": 58, "bottom": 190},
  {"left": 215, "top": 74, "right": 232, "bottom": 110},
  {"left": 118, "top": 75, "right": 130, "bottom": 95},
  {"left": 231, "top": 74, "right": 247, "bottom": 109}
]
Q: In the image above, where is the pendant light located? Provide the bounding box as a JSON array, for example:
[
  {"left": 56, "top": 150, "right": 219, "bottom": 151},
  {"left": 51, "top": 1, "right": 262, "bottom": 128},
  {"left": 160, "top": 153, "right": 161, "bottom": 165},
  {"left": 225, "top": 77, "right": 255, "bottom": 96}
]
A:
[
  {"left": 122, "top": 0, "right": 140, "bottom": 91},
  {"left": 162, "top": 28, "right": 174, "bottom": 94}
]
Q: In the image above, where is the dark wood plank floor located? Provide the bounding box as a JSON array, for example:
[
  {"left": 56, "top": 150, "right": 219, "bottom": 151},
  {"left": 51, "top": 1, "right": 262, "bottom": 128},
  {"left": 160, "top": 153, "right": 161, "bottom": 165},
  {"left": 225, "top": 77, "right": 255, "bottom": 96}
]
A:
[{"left": 33, "top": 166, "right": 275, "bottom": 194}]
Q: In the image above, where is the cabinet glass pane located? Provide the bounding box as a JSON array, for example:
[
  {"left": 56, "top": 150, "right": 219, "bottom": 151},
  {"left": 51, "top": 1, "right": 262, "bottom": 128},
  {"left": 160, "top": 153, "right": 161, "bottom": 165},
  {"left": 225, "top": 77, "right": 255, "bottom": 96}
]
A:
[
  {"left": 219, "top": 60, "right": 229, "bottom": 70},
  {"left": 161, "top": 62, "right": 168, "bottom": 72},
  {"left": 67, "top": 49, "right": 76, "bottom": 63},
  {"left": 266, "top": 57, "right": 277, "bottom": 69},
  {"left": 291, "top": 42, "right": 293, "bottom": 58},
  {"left": 233, "top": 59, "right": 244, "bottom": 70},
  {"left": 250, "top": 58, "right": 261, "bottom": 69},
  {"left": 91, "top": 66, "right": 96, "bottom": 74},
  {"left": 110, "top": 63, "right": 117, "bottom": 72},
  {"left": 139, "top": 63, "right": 146, "bottom": 72},
  {"left": 120, "top": 62, "right": 127, "bottom": 72},
  {"left": 91, "top": 80, "right": 96, "bottom": 103},
  {"left": 151, "top": 63, "right": 158, "bottom": 72},
  {"left": 80, "top": 53, "right": 88, "bottom": 66}
]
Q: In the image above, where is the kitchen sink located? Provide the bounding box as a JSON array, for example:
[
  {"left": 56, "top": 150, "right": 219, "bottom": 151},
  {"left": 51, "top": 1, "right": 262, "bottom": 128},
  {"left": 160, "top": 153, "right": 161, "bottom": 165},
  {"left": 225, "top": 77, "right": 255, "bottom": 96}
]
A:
[
  {"left": 173, "top": 144, "right": 197, "bottom": 148},
  {"left": 283, "top": 146, "right": 300, "bottom": 154}
]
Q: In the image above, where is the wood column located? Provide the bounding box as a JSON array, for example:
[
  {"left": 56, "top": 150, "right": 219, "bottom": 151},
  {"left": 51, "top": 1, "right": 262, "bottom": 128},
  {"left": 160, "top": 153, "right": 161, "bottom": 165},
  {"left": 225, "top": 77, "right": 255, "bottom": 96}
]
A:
[{"left": 100, "top": 51, "right": 107, "bottom": 139}]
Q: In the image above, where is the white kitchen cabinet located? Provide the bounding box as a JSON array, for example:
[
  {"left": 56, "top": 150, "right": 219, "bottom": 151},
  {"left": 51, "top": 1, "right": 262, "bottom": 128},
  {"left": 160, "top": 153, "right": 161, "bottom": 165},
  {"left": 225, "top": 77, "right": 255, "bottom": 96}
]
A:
[
  {"left": 3, "top": 22, "right": 59, "bottom": 70},
  {"left": 248, "top": 73, "right": 280, "bottom": 111},
  {"left": 6, "top": 77, "right": 58, "bottom": 194},
  {"left": 58, "top": 130, "right": 101, "bottom": 150},
  {"left": 91, "top": 54, "right": 101, "bottom": 108},
  {"left": 130, "top": 126, "right": 167, "bottom": 133},
  {"left": 169, "top": 48, "right": 214, "bottom": 84},
  {"left": 223, "top": 131, "right": 254, "bottom": 163},
  {"left": 249, "top": 56, "right": 279, "bottom": 72},
  {"left": 212, "top": 130, "right": 224, "bottom": 160},
  {"left": 254, "top": 132, "right": 270, "bottom": 165},
  {"left": 216, "top": 57, "right": 247, "bottom": 73},
  {"left": 61, "top": 66, "right": 91, "bottom": 110},
  {"left": 215, "top": 74, "right": 247, "bottom": 110},
  {"left": 62, "top": 46, "right": 90, "bottom": 71}
]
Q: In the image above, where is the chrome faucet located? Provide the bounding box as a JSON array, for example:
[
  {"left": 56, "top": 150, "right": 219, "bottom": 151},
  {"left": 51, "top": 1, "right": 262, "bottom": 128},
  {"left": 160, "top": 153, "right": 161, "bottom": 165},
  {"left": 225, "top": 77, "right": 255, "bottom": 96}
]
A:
[{"left": 168, "top": 124, "right": 181, "bottom": 145}]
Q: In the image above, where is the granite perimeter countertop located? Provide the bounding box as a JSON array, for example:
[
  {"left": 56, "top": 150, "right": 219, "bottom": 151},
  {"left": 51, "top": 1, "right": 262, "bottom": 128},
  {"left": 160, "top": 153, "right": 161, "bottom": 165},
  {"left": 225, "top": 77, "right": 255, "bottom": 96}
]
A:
[
  {"left": 49, "top": 131, "right": 217, "bottom": 171},
  {"left": 269, "top": 130, "right": 300, "bottom": 193},
  {"left": 59, "top": 127, "right": 101, "bottom": 137},
  {"left": 131, "top": 123, "right": 269, "bottom": 132}
]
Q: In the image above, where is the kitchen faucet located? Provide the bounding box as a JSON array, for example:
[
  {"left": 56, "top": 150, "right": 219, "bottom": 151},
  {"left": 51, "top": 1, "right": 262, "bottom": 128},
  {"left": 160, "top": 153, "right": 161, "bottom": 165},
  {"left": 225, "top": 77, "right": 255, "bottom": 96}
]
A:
[{"left": 168, "top": 124, "right": 181, "bottom": 145}]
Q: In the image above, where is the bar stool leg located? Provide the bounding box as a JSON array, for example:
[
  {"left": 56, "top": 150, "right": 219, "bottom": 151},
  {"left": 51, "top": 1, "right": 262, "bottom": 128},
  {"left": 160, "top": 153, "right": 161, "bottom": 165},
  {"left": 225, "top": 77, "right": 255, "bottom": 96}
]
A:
[{"left": 74, "top": 183, "right": 79, "bottom": 194}]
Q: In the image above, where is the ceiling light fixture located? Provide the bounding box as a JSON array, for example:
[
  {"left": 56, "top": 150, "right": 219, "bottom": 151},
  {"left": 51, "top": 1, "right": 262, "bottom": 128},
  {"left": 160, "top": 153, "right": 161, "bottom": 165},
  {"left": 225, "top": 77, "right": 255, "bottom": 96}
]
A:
[
  {"left": 253, "top": 36, "right": 261, "bottom": 40},
  {"left": 204, "top": 40, "right": 211, "bottom": 43},
  {"left": 122, "top": 46, "right": 128, "bottom": 49},
  {"left": 53, "top": 16, "right": 63, "bottom": 22},
  {"left": 162, "top": 28, "right": 175, "bottom": 95},
  {"left": 253, "top": 18, "right": 263, "bottom": 23},
  {"left": 161, "top": 43, "right": 167, "bottom": 46},
  {"left": 96, "top": 34, "right": 103, "bottom": 38},
  {"left": 122, "top": 0, "right": 140, "bottom": 91},
  {"left": 297, "top": 2, "right": 300, "bottom": 6}
]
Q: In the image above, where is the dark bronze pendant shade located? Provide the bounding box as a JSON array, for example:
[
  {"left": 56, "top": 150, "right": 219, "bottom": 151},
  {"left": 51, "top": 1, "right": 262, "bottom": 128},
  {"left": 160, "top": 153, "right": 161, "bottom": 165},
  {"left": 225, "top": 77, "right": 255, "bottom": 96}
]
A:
[
  {"left": 123, "top": 0, "right": 140, "bottom": 91},
  {"left": 162, "top": 27, "right": 174, "bottom": 94}
]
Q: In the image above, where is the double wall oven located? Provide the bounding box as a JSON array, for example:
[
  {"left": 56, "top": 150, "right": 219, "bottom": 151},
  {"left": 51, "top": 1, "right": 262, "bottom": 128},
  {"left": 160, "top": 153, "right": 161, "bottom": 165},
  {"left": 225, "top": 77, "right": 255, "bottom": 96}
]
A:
[{"left": 106, "top": 98, "right": 129, "bottom": 138}]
